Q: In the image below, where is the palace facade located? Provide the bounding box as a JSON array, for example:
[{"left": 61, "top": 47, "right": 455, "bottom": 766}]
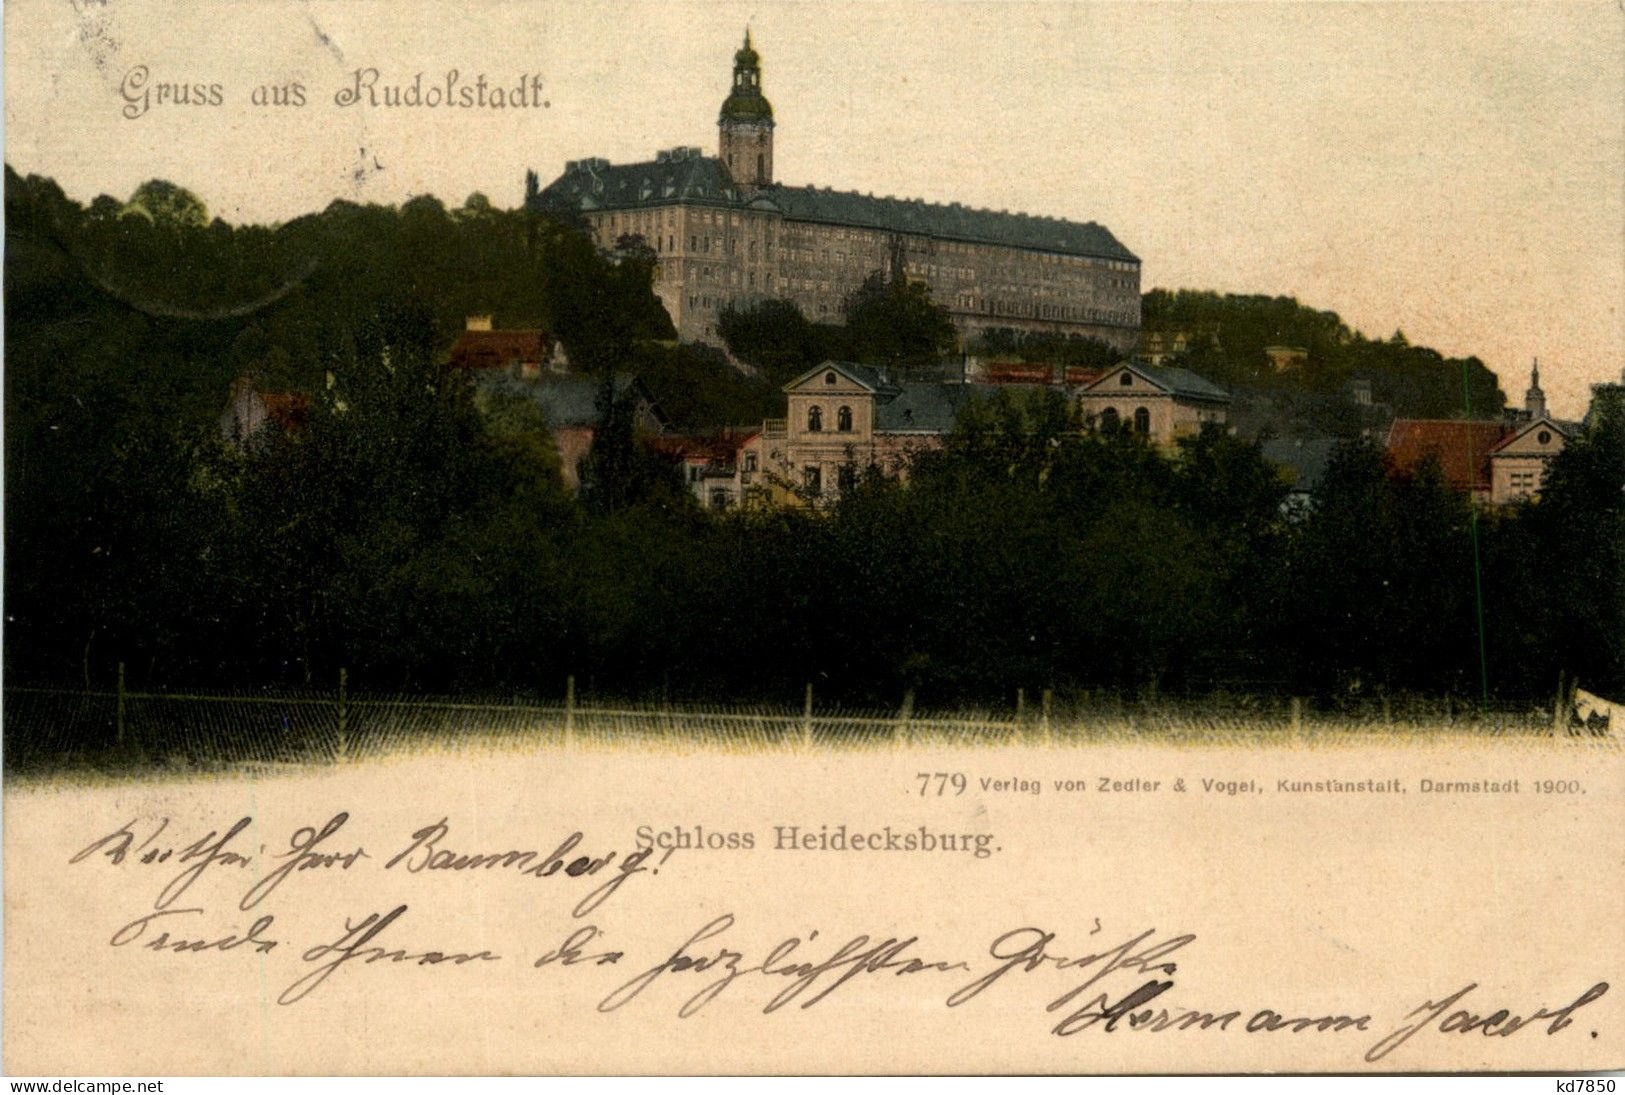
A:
[{"left": 531, "top": 33, "right": 1141, "bottom": 354}]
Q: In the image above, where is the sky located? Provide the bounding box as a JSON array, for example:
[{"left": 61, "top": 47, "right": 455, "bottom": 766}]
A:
[{"left": 5, "top": 0, "right": 1622, "bottom": 417}]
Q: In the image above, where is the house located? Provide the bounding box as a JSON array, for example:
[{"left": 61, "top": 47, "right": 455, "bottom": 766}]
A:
[
  {"left": 448, "top": 315, "right": 555, "bottom": 378},
  {"left": 1487, "top": 417, "right": 1571, "bottom": 502},
  {"left": 219, "top": 374, "right": 310, "bottom": 450},
  {"left": 739, "top": 361, "right": 1029, "bottom": 505},
  {"left": 646, "top": 428, "right": 759, "bottom": 510},
  {"left": 1383, "top": 419, "right": 1508, "bottom": 501},
  {"left": 475, "top": 372, "right": 669, "bottom": 491},
  {"left": 1384, "top": 363, "right": 1574, "bottom": 504},
  {"left": 1073, "top": 361, "right": 1230, "bottom": 448},
  {"left": 1137, "top": 325, "right": 1218, "bottom": 366},
  {"left": 1261, "top": 437, "right": 1339, "bottom": 516},
  {"left": 1263, "top": 345, "right": 1309, "bottom": 371}
]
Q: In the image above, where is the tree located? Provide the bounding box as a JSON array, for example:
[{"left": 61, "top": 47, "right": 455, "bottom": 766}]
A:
[
  {"left": 124, "top": 179, "right": 209, "bottom": 229},
  {"left": 843, "top": 270, "right": 957, "bottom": 371},
  {"left": 717, "top": 298, "right": 827, "bottom": 379}
]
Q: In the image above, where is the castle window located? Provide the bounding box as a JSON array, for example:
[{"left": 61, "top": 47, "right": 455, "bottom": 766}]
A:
[
  {"left": 804, "top": 466, "right": 822, "bottom": 493},
  {"left": 837, "top": 405, "right": 853, "bottom": 432},
  {"left": 824, "top": 371, "right": 837, "bottom": 385},
  {"left": 744, "top": 452, "right": 758, "bottom": 472},
  {"left": 808, "top": 406, "right": 823, "bottom": 432},
  {"left": 1119, "top": 372, "right": 1133, "bottom": 386},
  {"left": 1134, "top": 407, "right": 1151, "bottom": 434},
  {"left": 691, "top": 235, "right": 697, "bottom": 250},
  {"left": 1100, "top": 407, "right": 1120, "bottom": 432},
  {"left": 1538, "top": 430, "right": 1552, "bottom": 445}
]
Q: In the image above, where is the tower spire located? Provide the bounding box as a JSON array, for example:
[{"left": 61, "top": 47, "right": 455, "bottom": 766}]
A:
[
  {"left": 1525, "top": 356, "right": 1547, "bottom": 420},
  {"left": 719, "top": 30, "right": 775, "bottom": 186}
]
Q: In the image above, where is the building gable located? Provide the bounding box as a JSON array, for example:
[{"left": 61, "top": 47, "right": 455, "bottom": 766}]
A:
[
  {"left": 783, "top": 361, "right": 890, "bottom": 396},
  {"left": 1490, "top": 416, "right": 1570, "bottom": 459},
  {"left": 1081, "top": 363, "right": 1170, "bottom": 396}
]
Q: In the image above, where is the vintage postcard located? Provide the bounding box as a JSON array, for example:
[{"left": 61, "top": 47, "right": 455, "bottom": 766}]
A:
[{"left": 3, "top": 0, "right": 1622, "bottom": 1078}]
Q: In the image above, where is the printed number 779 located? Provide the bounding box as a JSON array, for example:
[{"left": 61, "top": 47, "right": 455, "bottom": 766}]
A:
[{"left": 917, "top": 772, "right": 967, "bottom": 796}]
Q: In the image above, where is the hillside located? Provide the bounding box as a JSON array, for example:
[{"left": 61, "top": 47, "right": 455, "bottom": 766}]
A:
[{"left": 1140, "top": 288, "right": 1507, "bottom": 437}]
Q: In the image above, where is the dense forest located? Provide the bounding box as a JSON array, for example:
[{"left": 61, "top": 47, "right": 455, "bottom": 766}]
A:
[
  {"left": 5, "top": 167, "right": 1622, "bottom": 710},
  {"left": 1140, "top": 288, "right": 1507, "bottom": 437}
]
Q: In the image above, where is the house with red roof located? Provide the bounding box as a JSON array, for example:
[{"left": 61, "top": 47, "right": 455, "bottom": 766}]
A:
[
  {"left": 1384, "top": 363, "right": 1573, "bottom": 504},
  {"left": 647, "top": 428, "right": 760, "bottom": 510},
  {"left": 1383, "top": 419, "right": 1507, "bottom": 500},
  {"left": 448, "top": 315, "right": 555, "bottom": 378},
  {"left": 219, "top": 374, "right": 310, "bottom": 450}
]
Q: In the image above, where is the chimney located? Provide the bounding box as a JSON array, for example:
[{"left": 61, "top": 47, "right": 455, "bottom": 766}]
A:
[{"left": 467, "top": 314, "right": 493, "bottom": 331}]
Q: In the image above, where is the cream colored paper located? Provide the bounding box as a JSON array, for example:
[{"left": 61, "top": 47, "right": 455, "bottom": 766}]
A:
[
  {"left": 5, "top": 0, "right": 1624, "bottom": 1076},
  {"left": 5, "top": 740, "right": 1623, "bottom": 1074}
]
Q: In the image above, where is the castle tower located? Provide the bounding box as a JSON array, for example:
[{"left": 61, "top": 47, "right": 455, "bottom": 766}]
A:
[
  {"left": 1525, "top": 358, "right": 1547, "bottom": 420},
  {"left": 719, "top": 29, "right": 774, "bottom": 186}
]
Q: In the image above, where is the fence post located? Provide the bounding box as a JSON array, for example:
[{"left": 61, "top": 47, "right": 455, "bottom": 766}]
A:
[
  {"left": 1041, "top": 688, "right": 1053, "bottom": 744},
  {"left": 116, "top": 661, "right": 126, "bottom": 747},
  {"left": 897, "top": 688, "right": 915, "bottom": 744},
  {"left": 565, "top": 674, "right": 576, "bottom": 749},
  {"left": 336, "top": 667, "right": 348, "bottom": 763},
  {"left": 1552, "top": 671, "right": 1567, "bottom": 735},
  {"left": 1016, "top": 687, "right": 1026, "bottom": 724},
  {"left": 802, "top": 682, "right": 814, "bottom": 751}
]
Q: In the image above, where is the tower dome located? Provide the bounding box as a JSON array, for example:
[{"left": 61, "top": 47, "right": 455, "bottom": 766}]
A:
[
  {"left": 718, "top": 29, "right": 775, "bottom": 185},
  {"left": 719, "top": 29, "right": 775, "bottom": 125}
]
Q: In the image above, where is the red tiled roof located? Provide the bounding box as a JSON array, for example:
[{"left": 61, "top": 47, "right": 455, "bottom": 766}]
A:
[
  {"left": 1384, "top": 419, "right": 1509, "bottom": 493},
  {"left": 449, "top": 329, "right": 550, "bottom": 369},
  {"left": 981, "top": 364, "right": 1054, "bottom": 384},
  {"left": 646, "top": 429, "right": 758, "bottom": 466},
  {"left": 977, "top": 364, "right": 1106, "bottom": 387},
  {"left": 260, "top": 391, "right": 310, "bottom": 430},
  {"left": 1064, "top": 366, "right": 1106, "bottom": 386}
]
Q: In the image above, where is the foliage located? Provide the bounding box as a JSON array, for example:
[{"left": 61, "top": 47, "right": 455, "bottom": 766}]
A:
[
  {"left": 1142, "top": 288, "right": 1505, "bottom": 432},
  {"left": 971, "top": 329, "right": 1124, "bottom": 370},
  {"left": 842, "top": 270, "right": 958, "bottom": 372},
  {"left": 5, "top": 166, "right": 1619, "bottom": 711}
]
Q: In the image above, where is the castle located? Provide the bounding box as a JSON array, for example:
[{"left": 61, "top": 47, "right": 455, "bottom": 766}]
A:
[{"left": 530, "top": 32, "right": 1142, "bottom": 354}]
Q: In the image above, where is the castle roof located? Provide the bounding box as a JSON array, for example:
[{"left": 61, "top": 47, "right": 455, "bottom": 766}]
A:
[
  {"left": 536, "top": 155, "right": 1139, "bottom": 262},
  {"left": 538, "top": 150, "right": 741, "bottom": 210},
  {"left": 763, "top": 184, "right": 1138, "bottom": 263}
]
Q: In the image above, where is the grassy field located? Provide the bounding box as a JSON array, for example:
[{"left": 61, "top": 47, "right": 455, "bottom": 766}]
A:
[{"left": 3, "top": 683, "right": 1604, "bottom": 778}]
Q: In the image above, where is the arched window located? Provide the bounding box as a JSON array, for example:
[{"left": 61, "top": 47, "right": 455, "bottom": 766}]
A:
[
  {"left": 824, "top": 371, "right": 837, "bottom": 385},
  {"left": 808, "top": 406, "right": 823, "bottom": 432},
  {"left": 756, "top": 153, "right": 765, "bottom": 181},
  {"left": 1100, "top": 407, "right": 1120, "bottom": 432},
  {"left": 837, "top": 405, "right": 853, "bottom": 432},
  {"left": 1134, "top": 407, "right": 1151, "bottom": 434},
  {"left": 1119, "top": 371, "right": 1134, "bottom": 387}
]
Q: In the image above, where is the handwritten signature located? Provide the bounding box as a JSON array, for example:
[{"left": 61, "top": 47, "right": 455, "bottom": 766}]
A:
[{"left": 71, "top": 815, "right": 1610, "bottom": 1062}]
